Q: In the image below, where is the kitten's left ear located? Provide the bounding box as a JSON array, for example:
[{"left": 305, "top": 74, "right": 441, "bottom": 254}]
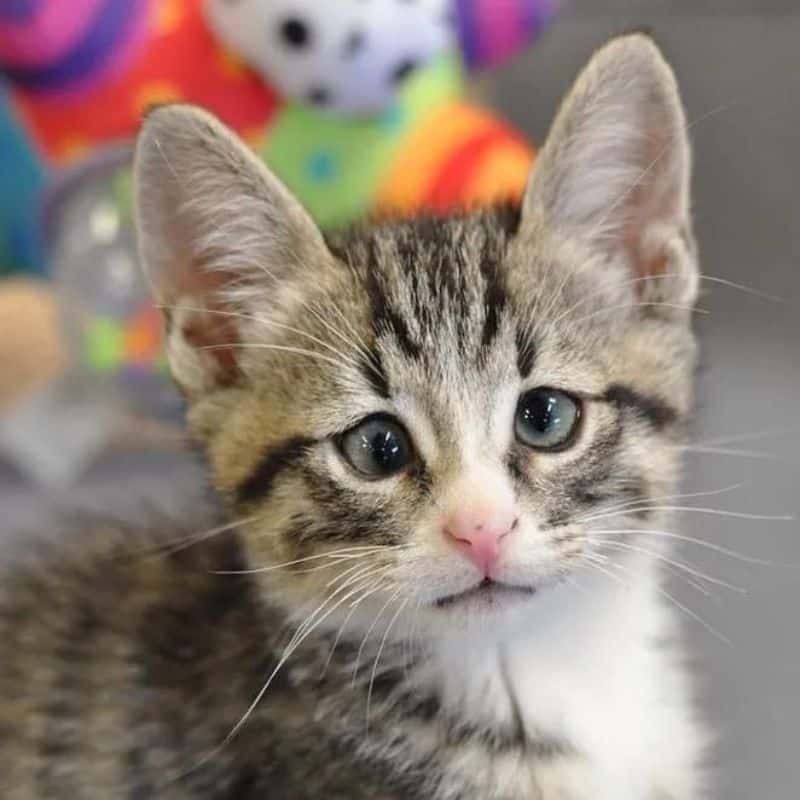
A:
[
  {"left": 134, "top": 104, "right": 332, "bottom": 396},
  {"left": 522, "top": 34, "right": 698, "bottom": 311}
]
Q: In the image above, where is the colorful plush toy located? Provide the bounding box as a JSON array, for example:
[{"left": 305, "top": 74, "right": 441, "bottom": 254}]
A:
[
  {"left": 204, "top": 0, "right": 550, "bottom": 226},
  {"left": 0, "top": 90, "right": 46, "bottom": 275},
  {"left": 205, "top": 0, "right": 453, "bottom": 115},
  {"left": 1, "top": 0, "right": 279, "bottom": 164},
  {"left": 257, "top": 55, "right": 533, "bottom": 227},
  {"left": 1, "top": 0, "right": 554, "bottom": 224},
  {"left": 0, "top": 0, "right": 556, "bottom": 481}
]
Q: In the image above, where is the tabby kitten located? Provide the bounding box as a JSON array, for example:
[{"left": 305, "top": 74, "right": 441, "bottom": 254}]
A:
[{"left": 0, "top": 35, "right": 706, "bottom": 799}]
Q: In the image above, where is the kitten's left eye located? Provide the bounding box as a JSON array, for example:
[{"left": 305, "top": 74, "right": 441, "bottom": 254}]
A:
[
  {"left": 515, "top": 388, "right": 581, "bottom": 451},
  {"left": 338, "top": 415, "right": 413, "bottom": 479}
]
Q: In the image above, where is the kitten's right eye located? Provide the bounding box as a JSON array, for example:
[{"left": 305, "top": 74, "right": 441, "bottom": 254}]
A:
[{"left": 338, "top": 415, "right": 413, "bottom": 480}]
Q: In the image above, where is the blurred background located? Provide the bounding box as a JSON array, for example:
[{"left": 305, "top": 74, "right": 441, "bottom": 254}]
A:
[{"left": 0, "top": 1, "right": 797, "bottom": 797}]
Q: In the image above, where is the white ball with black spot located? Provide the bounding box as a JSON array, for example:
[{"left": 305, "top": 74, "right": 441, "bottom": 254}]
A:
[{"left": 205, "top": 0, "right": 453, "bottom": 114}]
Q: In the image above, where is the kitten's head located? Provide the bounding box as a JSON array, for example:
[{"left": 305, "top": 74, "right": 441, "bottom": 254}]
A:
[{"left": 134, "top": 35, "right": 698, "bottom": 633}]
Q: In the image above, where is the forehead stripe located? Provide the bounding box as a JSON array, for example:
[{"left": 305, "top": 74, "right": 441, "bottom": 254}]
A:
[
  {"left": 480, "top": 261, "right": 507, "bottom": 349},
  {"left": 515, "top": 327, "right": 536, "bottom": 377},
  {"left": 365, "top": 269, "right": 421, "bottom": 359},
  {"left": 361, "top": 346, "right": 390, "bottom": 398},
  {"left": 236, "top": 436, "right": 316, "bottom": 505}
]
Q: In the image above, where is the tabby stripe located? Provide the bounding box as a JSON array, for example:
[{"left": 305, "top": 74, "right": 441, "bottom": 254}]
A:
[
  {"left": 515, "top": 327, "right": 536, "bottom": 377},
  {"left": 362, "top": 346, "right": 390, "bottom": 398},
  {"left": 479, "top": 260, "right": 507, "bottom": 349},
  {"left": 236, "top": 437, "right": 315, "bottom": 504},
  {"left": 602, "top": 384, "right": 678, "bottom": 430},
  {"left": 36, "top": 604, "right": 98, "bottom": 796},
  {"left": 366, "top": 270, "right": 421, "bottom": 359}
]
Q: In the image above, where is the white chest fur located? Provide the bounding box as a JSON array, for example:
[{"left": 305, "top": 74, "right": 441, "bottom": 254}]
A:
[{"left": 419, "top": 568, "right": 703, "bottom": 799}]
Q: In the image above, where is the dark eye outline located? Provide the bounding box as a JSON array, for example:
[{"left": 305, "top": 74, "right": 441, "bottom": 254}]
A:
[
  {"left": 514, "top": 388, "right": 583, "bottom": 452},
  {"left": 336, "top": 413, "right": 416, "bottom": 480}
]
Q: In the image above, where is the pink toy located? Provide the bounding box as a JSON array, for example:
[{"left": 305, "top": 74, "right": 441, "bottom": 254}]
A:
[
  {"left": 455, "top": 0, "right": 558, "bottom": 70},
  {"left": 0, "top": 0, "right": 153, "bottom": 100}
]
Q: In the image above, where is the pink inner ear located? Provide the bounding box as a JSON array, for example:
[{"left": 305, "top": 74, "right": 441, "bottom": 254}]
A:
[
  {"left": 168, "top": 260, "right": 243, "bottom": 387},
  {"left": 626, "top": 222, "right": 671, "bottom": 297},
  {"left": 621, "top": 156, "right": 679, "bottom": 295}
]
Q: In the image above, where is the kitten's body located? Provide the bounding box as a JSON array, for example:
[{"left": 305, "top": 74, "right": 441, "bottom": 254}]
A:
[
  {"left": 0, "top": 35, "right": 707, "bottom": 798},
  {"left": 0, "top": 516, "right": 699, "bottom": 799}
]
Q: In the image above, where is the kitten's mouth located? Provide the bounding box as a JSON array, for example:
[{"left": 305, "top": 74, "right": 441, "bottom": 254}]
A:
[{"left": 434, "top": 578, "right": 536, "bottom": 609}]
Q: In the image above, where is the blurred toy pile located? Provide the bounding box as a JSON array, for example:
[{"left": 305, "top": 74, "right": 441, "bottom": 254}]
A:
[{"left": 0, "top": 0, "right": 556, "bottom": 485}]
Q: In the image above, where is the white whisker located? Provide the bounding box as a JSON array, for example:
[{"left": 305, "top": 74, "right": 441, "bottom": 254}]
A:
[
  {"left": 212, "top": 544, "right": 405, "bottom": 576},
  {"left": 576, "top": 483, "right": 744, "bottom": 524},
  {"left": 601, "top": 556, "right": 732, "bottom": 645},
  {"left": 366, "top": 596, "right": 408, "bottom": 729},
  {"left": 592, "top": 537, "right": 746, "bottom": 593},
  {"left": 135, "top": 514, "right": 262, "bottom": 559},
  {"left": 590, "top": 528, "right": 792, "bottom": 567},
  {"left": 601, "top": 505, "right": 793, "bottom": 523},
  {"left": 352, "top": 588, "right": 402, "bottom": 685}
]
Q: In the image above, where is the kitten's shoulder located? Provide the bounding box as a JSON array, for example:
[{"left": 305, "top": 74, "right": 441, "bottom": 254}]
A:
[{"left": 0, "top": 510, "right": 261, "bottom": 666}]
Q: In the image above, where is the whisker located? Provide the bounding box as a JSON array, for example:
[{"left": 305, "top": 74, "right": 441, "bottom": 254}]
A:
[
  {"left": 609, "top": 558, "right": 731, "bottom": 645},
  {"left": 168, "top": 568, "right": 383, "bottom": 783},
  {"left": 157, "top": 303, "right": 357, "bottom": 364},
  {"left": 575, "top": 483, "right": 744, "bottom": 524},
  {"left": 366, "top": 596, "right": 408, "bottom": 729},
  {"left": 578, "top": 553, "right": 629, "bottom": 589},
  {"left": 287, "top": 565, "right": 390, "bottom": 650},
  {"left": 548, "top": 271, "right": 686, "bottom": 330},
  {"left": 352, "top": 588, "right": 402, "bottom": 685},
  {"left": 133, "top": 514, "right": 263, "bottom": 559},
  {"left": 200, "top": 342, "right": 359, "bottom": 374},
  {"left": 306, "top": 299, "right": 383, "bottom": 382},
  {"left": 693, "top": 428, "right": 800, "bottom": 448},
  {"left": 585, "top": 102, "right": 734, "bottom": 244},
  {"left": 599, "top": 505, "right": 793, "bottom": 523},
  {"left": 321, "top": 570, "right": 393, "bottom": 677},
  {"left": 591, "top": 528, "right": 792, "bottom": 567},
  {"left": 566, "top": 301, "right": 708, "bottom": 328},
  {"left": 698, "top": 274, "right": 788, "bottom": 305},
  {"left": 592, "top": 537, "right": 746, "bottom": 593},
  {"left": 678, "top": 446, "right": 779, "bottom": 460},
  {"left": 212, "top": 544, "right": 405, "bottom": 576}
]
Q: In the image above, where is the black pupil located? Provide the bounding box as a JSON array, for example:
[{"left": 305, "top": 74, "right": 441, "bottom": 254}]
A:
[
  {"left": 521, "top": 392, "right": 559, "bottom": 433},
  {"left": 361, "top": 428, "right": 404, "bottom": 471}
]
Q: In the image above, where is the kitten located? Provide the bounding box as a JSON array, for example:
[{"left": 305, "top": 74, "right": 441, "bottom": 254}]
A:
[{"left": 0, "top": 34, "right": 706, "bottom": 799}]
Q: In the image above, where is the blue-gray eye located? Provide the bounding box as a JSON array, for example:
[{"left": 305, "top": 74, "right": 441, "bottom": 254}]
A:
[
  {"left": 339, "top": 415, "right": 413, "bottom": 479},
  {"left": 515, "top": 388, "right": 581, "bottom": 450}
]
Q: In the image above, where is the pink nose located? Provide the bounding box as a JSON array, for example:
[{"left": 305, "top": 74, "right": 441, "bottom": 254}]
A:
[{"left": 444, "top": 509, "right": 517, "bottom": 575}]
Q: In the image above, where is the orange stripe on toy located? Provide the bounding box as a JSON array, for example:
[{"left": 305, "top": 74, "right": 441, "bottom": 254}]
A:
[
  {"left": 376, "top": 102, "right": 498, "bottom": 216},
  {"left": 427, "top": 123, "right": 528, "bottom": 213},
  {"left": 460, "top": 137, "right": 533, "bottom": 209}
]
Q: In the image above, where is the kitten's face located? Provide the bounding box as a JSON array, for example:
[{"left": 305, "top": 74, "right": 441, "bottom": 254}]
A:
[
  {"left": 196, "top": 211, "right": 694, "bottom": 627},
  {"left": 134, "top": 35, "right": 698, "bottom": 632}
]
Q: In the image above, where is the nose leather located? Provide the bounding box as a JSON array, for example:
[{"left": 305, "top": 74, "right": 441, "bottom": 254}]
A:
[{"left": 443, "top": 509, "right": 517, "bottom": 575}]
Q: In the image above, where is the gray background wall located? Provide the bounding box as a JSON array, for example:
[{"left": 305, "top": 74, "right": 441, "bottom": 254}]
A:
[
  {"left": 490, "top": 2, "right": 799, "bottom": 796},
  {"left": 1, "top": 1, "right": 798, "bottom": 797}
]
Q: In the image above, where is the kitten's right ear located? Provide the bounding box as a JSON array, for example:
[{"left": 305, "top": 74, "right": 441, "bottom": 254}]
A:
[
  {"left": 521, "top": 35, "right": 698, "bottom": 314},
  {"left": 134, "top": 104, "right": 331, "bottom": 396}
]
